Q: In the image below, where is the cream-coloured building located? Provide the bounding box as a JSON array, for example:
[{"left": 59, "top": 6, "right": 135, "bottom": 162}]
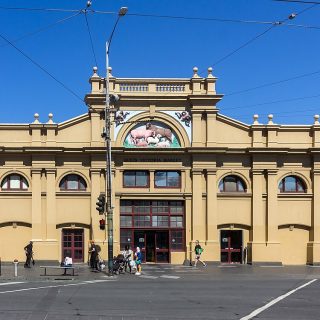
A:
[{"left": 1, "top": 66, "right": 320, "bottom": 265}]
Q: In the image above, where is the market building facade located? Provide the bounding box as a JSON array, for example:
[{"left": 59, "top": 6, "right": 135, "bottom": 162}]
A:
[{"left": 1, "top": 66, "right": 320, "bottom": 265}]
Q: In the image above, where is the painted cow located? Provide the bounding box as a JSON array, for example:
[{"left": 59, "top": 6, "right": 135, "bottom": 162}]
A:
[{"left": 146, "top": 123, "right": 173, "bottom": 142}]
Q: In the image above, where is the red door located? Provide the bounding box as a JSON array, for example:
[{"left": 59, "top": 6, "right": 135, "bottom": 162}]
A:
[
  {"left": 220, "top": 230, "right": 242, "bottom": 264},
  {"left": 62, "top": 229, "right": 84, "bottom": 262}
]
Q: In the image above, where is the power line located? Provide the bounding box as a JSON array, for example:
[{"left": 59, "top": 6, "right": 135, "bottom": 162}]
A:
[
  {"left": 203, "top": 3, "right": 317, "bottom": 70},
  {"left": 84, "top": 11, "right": 98, "bottom": 68},
  {"left": 0, "top": 31, "right": 84, "bottom": 102},
  {"left": 214, "top": 25, "right": 276, "bottom": 67},
  {"left": 0, "top": 6, "right": 81, "bottom": 13},
  {"left": 95, "top": 10, "right": 320, "bottom": 30},
  {"left": 225, "top": 69, "right": 320, "bottom": 96},
  {"left": 1, "top": 6, "right": 320, "bottom": 30},
  {"left": 0, "top": 11, "right": 81, "bottom": 48},
  {"left": 222, "top": 92, "right": 320, "bottom": 111},
  {"left": 274, "top": 0, "right": 320, "bottom": 4}
]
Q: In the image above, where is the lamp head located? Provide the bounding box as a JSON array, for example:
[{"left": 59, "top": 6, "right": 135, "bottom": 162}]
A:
[{"left": 118, "top": 7, "right": 128, "bottom": 16}]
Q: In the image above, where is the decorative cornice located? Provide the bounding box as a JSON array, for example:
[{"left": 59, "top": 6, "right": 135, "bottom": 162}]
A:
[
  {"left": 191, "top": 168, "right": 203, "bottom": 175},
  {"left": 206, "top": 169, "right": 217, "bottom": 175},
  {"left": 45, "top": 168, "right": 57, "bottom": 174},
  {"left": 251, "top": 169, "right": 265, "bottom": 175},
  {"left": 266, "top": 169, "right": 278, "bottom": 175},
  {"left": 31, "top": 168, "right": 42, "bottom": 175}
]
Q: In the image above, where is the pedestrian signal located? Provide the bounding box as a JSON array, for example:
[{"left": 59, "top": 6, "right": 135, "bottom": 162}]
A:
[{"left": 99, "top": 218, "right": 106, "bottom": 230}]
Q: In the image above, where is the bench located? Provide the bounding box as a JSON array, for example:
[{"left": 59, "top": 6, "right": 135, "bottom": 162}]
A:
[{"left": 40, "top": 266, "right": 77, "bottom": 276}]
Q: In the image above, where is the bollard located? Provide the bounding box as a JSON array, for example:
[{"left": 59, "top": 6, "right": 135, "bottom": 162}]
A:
[{"left": 13, "top": 259, "right": 18, "bottom": 277}]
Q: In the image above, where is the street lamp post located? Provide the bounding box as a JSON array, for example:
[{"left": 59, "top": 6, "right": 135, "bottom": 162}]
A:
[{"left": 104, "top": 6, "right": 128, "bottom": 276}]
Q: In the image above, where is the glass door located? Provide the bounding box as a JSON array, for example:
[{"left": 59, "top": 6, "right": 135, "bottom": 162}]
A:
[
  {"left": 62, "top": 229, "right": 84, "bottom": 262},
  {"left": 134, "top": 231, "right": 146, "bottom": 262},
  {"left": 155, "top": 231, "right": 169, "bottom": 263}
]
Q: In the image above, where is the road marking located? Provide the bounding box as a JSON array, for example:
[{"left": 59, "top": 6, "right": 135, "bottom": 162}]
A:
[
  {"left": 259, "top": 265, "right": 284, "bottom": 268},
  {"left": 240, "top": 279, "right": 318, "bottom": 320},
  {"left": 218, "top": 265, "right": 237, "bottom": 268},
  {"left": 0, "top": 282, "right": 24, "bottom": 286},
  {"left": 139, "top": 275, "right": 158, "bottom": 279},
  {"left": 0, "top": 279, "right": 116, "bottom": 295},
  {"left": 160, "top": 275, "right": 180, "bottom": 279}
]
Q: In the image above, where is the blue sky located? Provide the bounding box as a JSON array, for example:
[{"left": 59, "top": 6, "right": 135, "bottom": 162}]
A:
[{"left": 0, "top": 0, "right": 319, "bottom": 124}]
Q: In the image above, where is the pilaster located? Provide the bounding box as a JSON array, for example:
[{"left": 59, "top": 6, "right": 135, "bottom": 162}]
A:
[
  {"left": 191, "top": 112, "right": 202, "bottom": 147},
  {"left": 251, "top": 169, "right": 265, "bottom": 242},
  {"left": 206, "top": 111, "right": 218, "bottom": 147},
  {"left": 206, "top": 169, "right": 219, "bottom": 262},
  {"left": 90, "top": 112, "right": 102, "bottom": 147},
  {"left": 31, "top": 168, "right": 42, "bottom": 240},
  {"left": 90, "top": 169, "right": 103, "bottom": 242},
  {"left": 45, "top": 168, "right": 57, "bottom": 240},
  {"left": 30, "top": 123, "right": 42, "bottom": 147},
  {"left": 307, "top": 168, "right": 320, "bottom": 264},
  {"left": 191, "top": 169, "right": 203, "bottom": 240}
]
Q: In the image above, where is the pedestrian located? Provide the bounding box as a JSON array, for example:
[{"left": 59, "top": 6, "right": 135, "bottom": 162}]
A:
[
  {"left": 63, "top": 256, "right": 73, "bottom": 267},
  {"left": 24, "top": 241, "right": 33, "bottom": 268},
  {"left": 134, "top": 247, "right": 142, "bottom": 275},
  {"left": 89, "top": 240, "right": 98, "bottom": 270},
  {"left": 194, "top": 240, "right": 206, "bottom": 267},
  {"left": 122, "top": 245, "right": 133, "bottom": 273}
]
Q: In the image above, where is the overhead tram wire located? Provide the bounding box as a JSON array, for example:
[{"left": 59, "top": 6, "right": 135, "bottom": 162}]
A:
[
  {"left": 1, "top": 6, "right": 319, "bottom": 30},
  {"left": 225, "top": 69, "right": 320, "bottom": 96},
  {"left": 0, "top": 11, "right": 82, "bottom": 48},
  {"left": 198, "top": 3, "right": 317, "bottom": 74},
  {"left": 0, "top": 32, "right": 83, "bottom": 103},
  {"left": 274, "top": 0, "right": 320, "bottom": 4},
  {"left": 0, "top": 6, "right": 83, "bottom": 13},
  {"left": 93, "top": 10, "right": 320, "bottom": 30},
  {"left": 222, "top": 92, "right": 320, "bottom": 111},
  {"left": 84, "top": 10, "right": 98, "bottom": 68}
]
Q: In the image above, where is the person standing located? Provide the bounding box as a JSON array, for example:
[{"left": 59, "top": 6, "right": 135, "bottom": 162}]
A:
[
  {"left": 24, "top": 241, "right": 33, "bottom": 268},
  {"left": 134, "top": 247, "right": 142, "bottom": 275},
  {"left": 123, "top": 245, "right": 133, "bottom": 273},
  {"left": 194, "top": 240, "right": 206, "bottom": 267},
  {"left": 89, "top": 240, "right": 98, "bottom": 270}
]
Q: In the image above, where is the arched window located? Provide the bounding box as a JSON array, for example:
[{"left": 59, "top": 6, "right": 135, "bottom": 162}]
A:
[
  {"left": 219, "top": 175, "right": 246, "bottom": 193},
  {"left": 59, "top": 174, "right": 87, "bottom": 191},
  {"left": 1, "top": 174, "right": 29, "bottom": 190},
  {"left": 278, "top": 175, "right": 306, "bottom": 193}
]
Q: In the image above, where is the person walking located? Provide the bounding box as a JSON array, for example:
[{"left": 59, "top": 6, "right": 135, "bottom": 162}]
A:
[
  {"left": 24, "top": 241, "right": 33, "bottom": 268},
  {"left": 194, "top": 240, "right": 206, "bottom": 267},
  {"left": 134, "top": 247, "right": 142, "bottom": 275}
]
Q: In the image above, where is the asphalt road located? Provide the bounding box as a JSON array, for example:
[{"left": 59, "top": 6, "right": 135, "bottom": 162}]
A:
[{"left": 0, "top": 264, "right": 319, "bottom": 319}]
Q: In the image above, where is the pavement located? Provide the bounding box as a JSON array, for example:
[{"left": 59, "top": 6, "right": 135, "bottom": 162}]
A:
[{"left": 0, "top": 263, "right": 320, "bottom": 319}]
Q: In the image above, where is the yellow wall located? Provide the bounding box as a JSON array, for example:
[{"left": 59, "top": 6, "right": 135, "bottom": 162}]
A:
[{"left": 279, "top": 227, "right": 309, "bottom": 265}]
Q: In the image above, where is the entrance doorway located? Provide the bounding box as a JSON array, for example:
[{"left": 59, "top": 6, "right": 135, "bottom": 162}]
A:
[
  {"left": 62, "top": 229, "right": 84, "bottom": 262},
  {"left": 220, "top": 230, "right": 242, "bottom": 263},
  {"left": 134, "top": 230, "right": 169, "bottom": 263}
]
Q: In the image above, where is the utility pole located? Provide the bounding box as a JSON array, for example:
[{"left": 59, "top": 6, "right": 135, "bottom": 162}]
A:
[{"left": 104, "top": 7, "right": 128, "bottom": 276}]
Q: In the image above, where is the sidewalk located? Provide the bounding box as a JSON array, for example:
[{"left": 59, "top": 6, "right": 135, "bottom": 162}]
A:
[{"left": 0, "top": 263, "right": 107, "bottom": 281}]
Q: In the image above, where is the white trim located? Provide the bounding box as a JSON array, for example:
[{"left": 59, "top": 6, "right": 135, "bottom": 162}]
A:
[{"left": 240, "top": 279, "right": 317, "bottom": 320}]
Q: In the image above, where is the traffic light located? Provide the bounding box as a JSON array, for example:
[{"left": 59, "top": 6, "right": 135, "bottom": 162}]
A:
[
  {"left": 96, "top": 194, "right": 105, "bottom": 214},
  {"left": 99, "top": 218, "right": 106, "bottom": 230}
]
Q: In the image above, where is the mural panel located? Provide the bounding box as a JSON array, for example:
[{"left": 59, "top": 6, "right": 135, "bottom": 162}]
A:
[{"left": 124, "top": 121, "right": 181, "bottom": 148}]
